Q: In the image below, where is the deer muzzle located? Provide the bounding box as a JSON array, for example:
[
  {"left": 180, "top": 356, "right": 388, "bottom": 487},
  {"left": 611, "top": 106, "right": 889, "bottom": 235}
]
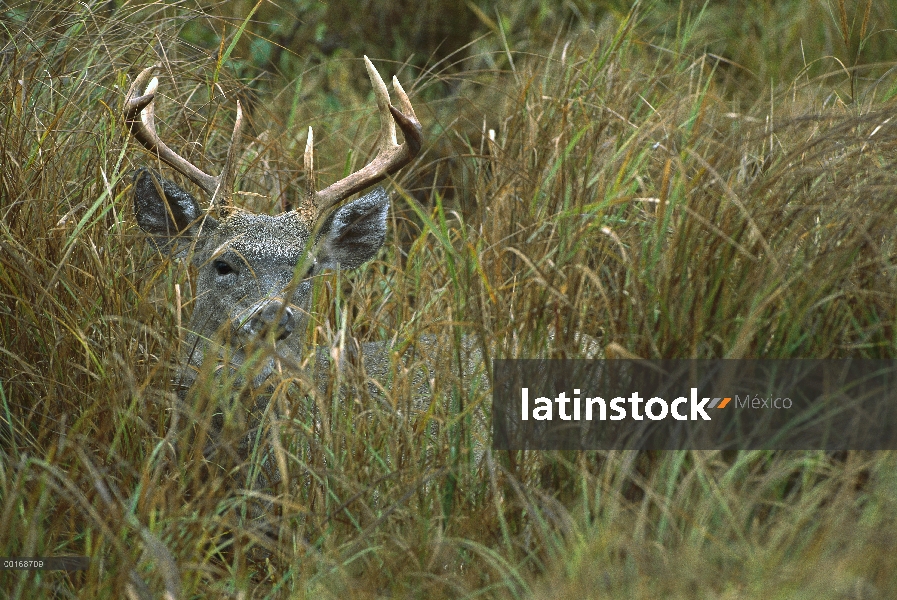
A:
[{"left": 239, "top": 301, "right": 296, "bottom": 342}]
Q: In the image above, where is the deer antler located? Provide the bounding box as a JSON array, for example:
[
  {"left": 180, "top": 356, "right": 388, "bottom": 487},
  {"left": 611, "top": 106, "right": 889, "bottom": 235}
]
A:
[
  {"left": 123, "top": 65, "right": 244, "bottom": 216},
  {"left": 299, "top": 56, "right": 423, "bottom": 224}
]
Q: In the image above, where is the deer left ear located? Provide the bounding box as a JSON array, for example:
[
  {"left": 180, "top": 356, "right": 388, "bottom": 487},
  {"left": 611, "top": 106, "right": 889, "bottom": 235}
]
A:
[
  {"left": 315, "top": 187, "right": 389, "bottom": 270},
  {"left": 133, "top": 168, "right": 217, "bottom": 253}
]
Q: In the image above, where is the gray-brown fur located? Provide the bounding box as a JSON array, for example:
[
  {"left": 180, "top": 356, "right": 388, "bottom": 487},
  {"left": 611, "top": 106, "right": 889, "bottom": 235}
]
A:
[{"left": 133, "top": 168, "right": 389, "bottom": 393}]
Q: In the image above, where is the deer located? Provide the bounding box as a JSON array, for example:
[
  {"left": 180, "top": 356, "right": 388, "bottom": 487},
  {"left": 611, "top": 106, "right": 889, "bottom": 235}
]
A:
[{"left": 124, "top": 58, "right": 426, "bottom": 400}]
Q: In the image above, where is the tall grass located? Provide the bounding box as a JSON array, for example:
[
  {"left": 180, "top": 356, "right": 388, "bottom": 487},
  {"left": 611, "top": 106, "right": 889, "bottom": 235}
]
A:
[{"left": 2, "top": 1, "right": 897, "bottom": 598}]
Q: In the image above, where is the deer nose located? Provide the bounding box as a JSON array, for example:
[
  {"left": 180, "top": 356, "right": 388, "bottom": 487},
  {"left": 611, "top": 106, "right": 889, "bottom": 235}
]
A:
[{"left": 241, "top": 301, "right": 295, "bottom": 342}]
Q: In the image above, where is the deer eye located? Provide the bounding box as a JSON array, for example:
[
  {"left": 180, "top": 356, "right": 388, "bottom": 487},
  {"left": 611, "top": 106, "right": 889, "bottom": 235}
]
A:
[
  {"left": 213, "top": 260, "right": 235, "bottom": 276},
  {"left": 303, "top": 261, "right": 316, "bottom": 279}
]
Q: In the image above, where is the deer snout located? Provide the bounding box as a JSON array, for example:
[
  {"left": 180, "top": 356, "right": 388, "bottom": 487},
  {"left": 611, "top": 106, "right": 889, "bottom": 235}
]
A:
[{"left": 240, "top": 301, "right": 295, "bottom": 342}]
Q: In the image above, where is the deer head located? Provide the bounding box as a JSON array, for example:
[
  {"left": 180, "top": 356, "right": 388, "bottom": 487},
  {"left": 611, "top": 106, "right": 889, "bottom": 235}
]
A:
[{"left": 124, "top": 58, "right": 422, "bottom": 393}]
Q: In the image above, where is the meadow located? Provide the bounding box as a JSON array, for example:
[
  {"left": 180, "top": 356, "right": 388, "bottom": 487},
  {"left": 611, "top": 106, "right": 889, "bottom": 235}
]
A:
[{"left": 2, "top": 0, "right": 897, "bottom": 597}]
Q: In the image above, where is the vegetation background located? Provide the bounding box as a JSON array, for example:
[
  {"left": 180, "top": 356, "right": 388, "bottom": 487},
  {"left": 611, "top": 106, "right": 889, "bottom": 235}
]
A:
[{"left": 2, "top": 0, "right": 897, "bottom": 597}]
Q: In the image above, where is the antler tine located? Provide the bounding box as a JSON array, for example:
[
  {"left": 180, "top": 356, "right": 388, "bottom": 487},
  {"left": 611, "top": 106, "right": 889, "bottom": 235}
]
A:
[
  {"left": 124, "top": 65, "right": 245, "bottom": 216},
  {"left": 215, "top": 99, "right": 244, "bottom": 216},
  {"left": 306, "top": 56, "right": 423, "bottom": 220},
  {"left": 391, "top": 76, "right": 422, "bottom": 158},
  {"left": 391, "top": 75, "right": 418, "bottom": 132},
  {"left": 298, "top": 126, "right": 317, "bottom": 222},
  {"left": 366, "top": 56, "right": 397, "bottom": 150}
]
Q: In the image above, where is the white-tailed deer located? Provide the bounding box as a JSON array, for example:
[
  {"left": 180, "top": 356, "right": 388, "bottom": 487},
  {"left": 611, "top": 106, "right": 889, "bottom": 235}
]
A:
[{"left": 124, "top": 58, "right": 423, "bottom": 396}]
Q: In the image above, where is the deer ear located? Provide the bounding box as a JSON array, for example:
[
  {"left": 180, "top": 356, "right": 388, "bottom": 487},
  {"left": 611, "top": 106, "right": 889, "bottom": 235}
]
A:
[
  {"left": 316, "top": 187, "right": 389, "bottom": 270},
  {"left": 133, "top": 168, "right": 217, "bottom": 253}
]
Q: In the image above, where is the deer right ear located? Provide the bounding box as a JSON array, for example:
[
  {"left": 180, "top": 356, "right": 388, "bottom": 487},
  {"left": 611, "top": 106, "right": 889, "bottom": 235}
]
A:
[
  {"left": 315, "top": 187, "right": 389, "bottom": 271},
  {"left": 133, "top": 168, "right": 217, "bottom": 253}
]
